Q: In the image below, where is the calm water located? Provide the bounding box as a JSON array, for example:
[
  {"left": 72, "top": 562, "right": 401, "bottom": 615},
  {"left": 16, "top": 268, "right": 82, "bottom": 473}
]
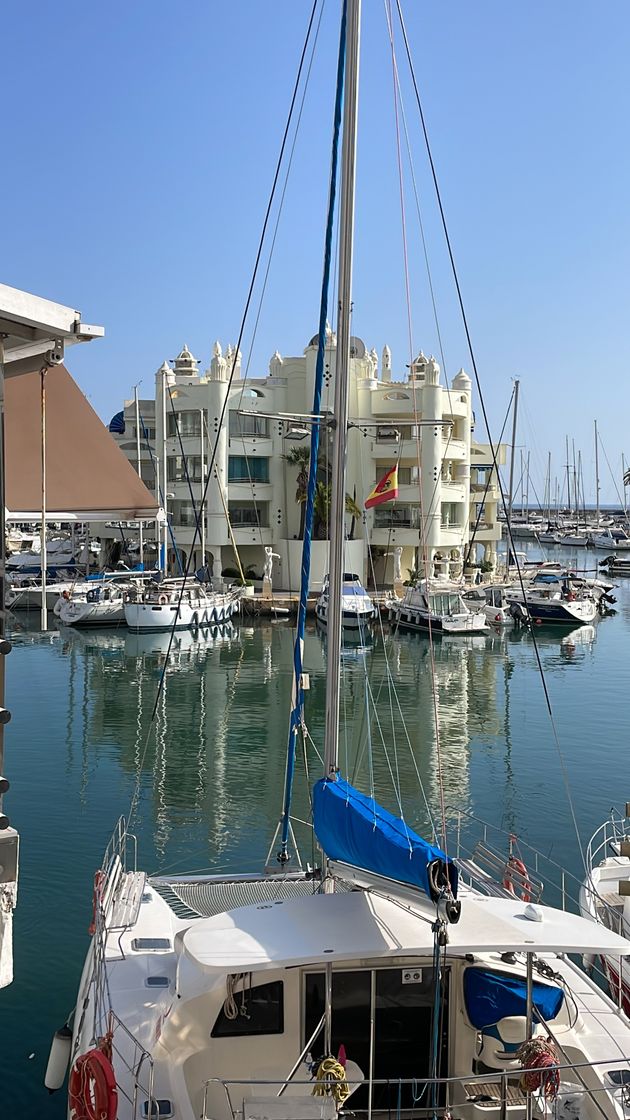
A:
[{"left": 2, "top": 546, "right": 630, "bottom": 1115}]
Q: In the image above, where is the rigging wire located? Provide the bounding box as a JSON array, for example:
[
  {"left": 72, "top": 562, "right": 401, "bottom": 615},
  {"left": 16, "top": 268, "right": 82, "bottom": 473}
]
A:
[
  {"left": 125, "top": 0, "right": 324, "bottom": 828},
  {"left": 395, "top": 0, "right": 588, "bottom": 871},
  {"left": 385, "top": 0, "right": 451, "bottom": 849}
]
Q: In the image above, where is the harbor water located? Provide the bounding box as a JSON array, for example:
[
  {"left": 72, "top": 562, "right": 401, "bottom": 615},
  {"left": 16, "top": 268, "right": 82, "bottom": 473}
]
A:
[{"left": 2, "top": 545, "right": 630, "bottom": 1115}]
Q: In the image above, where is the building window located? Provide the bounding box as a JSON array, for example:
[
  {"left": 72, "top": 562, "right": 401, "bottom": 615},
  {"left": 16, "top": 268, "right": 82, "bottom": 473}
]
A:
[
  {"left": 211, "top": 980, "right": 284, "bottom": 1038},
  {"left": 167, "top": 411, "right": 201, "bottom": 438},
  {"left": 172, "top": 501, "right": 199, "bottom": 528},
  {"left": 133, "top": 425, "right": 156, "bottom": 441},
  {"left": 373, "top": 506, "right": 422, "bottom": 530},
  {"left": 167, "top": 455, "right": 202, "bottom": 483},
  {"left": 229, "top": 412, "right": 269, "bottom": 438},
  {"left": 441, "top": 502, "right": 461, "bottom": 528},
  {"left": 228, "top": 456, "right": 269, "bottom": 483},
  {"left": 229, "top": 502, "right": 269, "bottom": 528}
]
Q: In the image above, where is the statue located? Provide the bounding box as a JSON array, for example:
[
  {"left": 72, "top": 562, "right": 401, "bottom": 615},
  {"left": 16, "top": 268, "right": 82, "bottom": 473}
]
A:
[
  {"left": 393, "top": 546, "right": 403, "bottom": 584},
  {"left": 263, "top": 546, "right": 280, "bottom": 583}
]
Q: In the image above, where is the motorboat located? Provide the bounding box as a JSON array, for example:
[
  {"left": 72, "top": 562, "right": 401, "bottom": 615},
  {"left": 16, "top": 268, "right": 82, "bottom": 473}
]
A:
[
  {"left": 590, "top": 527, "right": 630, "bottom": 551},
  {"left": 389, "top": 579, "right": 488, "bottom": 634},
  {"left": 506, "top": 572, "right": 598, "bottom": 625},
  {"left": 559, "top": 530, "right": 589, "bottom": 547},
  {"left": 6, "top": 577, "right": 79, "bottom": 611},
  {"left": 315, "top": 573, "right": 376, "bottom": 630},
  {"left": 463, "top": 584, "right": 514, "bottom": 626}
]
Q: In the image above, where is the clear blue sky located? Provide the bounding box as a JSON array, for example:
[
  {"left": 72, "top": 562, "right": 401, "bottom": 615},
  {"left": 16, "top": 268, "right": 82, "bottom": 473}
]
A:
[{"left": 4, "top": 1, "right": 630, "bottom": 504}]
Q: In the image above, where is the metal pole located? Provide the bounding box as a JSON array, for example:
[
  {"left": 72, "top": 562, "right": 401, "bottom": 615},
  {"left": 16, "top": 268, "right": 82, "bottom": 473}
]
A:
[
  {"left": 525, "top": 450, "right": 530, "bottom": 516},
  {"left": 324, "top": 962, "right": 333, "bottom": 1056},
  {"left": 507, "top": 379, "right": 519, "bottom": 524},
  {"left": 134, "top": 387, "right": 144, "bottom": 568},
  {"left": 323, "top": 0, "right": 361, "bottom": 794},
  {"left": 0, "top": 337, "right": 7, "bottom": 796},
  {"left": 40, "top": 368, "right": 48, "bottom": 630},
  {"left": 200, "top": 409, "right": 206, "bottom": 571},
  {"left": 565, "top": 435, "right": 571, "bottom": 517},
  {"left": 368, "top": 968, "right": 376, "bottom": 1120},
  {"left": 525, "top": 952, "right": 533, "bottom": 1120},
  {"left": 161, "top": 369, "right": 168, "bottom": 574},
  {"left": 594, "top": 420, "right": 600, "bottom": 525}
]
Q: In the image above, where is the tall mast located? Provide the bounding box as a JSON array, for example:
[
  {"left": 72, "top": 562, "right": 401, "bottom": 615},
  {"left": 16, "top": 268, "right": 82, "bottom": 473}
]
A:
[
  {"left": 134, "top": 386, "right": 144, "bottom": 568},
  {"left": 323, "top": 0, "right": 361, "bottom": 783},
  {"left": 565, "top": 435, "right": 571, "bottom": 517},
  {"left": 594, "top": 419, "right": 600, "bottom": 525},
  {"left": 507, "top": 378, "right": 519, "bottom": 524}
]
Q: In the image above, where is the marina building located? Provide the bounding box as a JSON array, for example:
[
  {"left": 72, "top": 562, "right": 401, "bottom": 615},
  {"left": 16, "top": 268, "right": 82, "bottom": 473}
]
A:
[{"left": 108, "top": 333, "right": 505, "bottom": 590}]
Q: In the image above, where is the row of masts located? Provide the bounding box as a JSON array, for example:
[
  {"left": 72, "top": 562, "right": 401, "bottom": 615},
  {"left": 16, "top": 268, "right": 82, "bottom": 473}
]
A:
[{"left": 507, "top": 383, "right": 627, "bottom": 525}]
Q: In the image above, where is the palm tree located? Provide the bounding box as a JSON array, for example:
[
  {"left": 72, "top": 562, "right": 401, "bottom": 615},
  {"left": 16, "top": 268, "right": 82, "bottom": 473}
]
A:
[{"left": 282, "top": 445, "right": 310, "bottom": 538}]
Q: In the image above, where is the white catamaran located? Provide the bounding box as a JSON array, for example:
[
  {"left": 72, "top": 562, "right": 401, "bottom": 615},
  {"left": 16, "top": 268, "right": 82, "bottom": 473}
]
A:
[{"left": 48, "top": 5, "right": 630, "bottom": 1120}]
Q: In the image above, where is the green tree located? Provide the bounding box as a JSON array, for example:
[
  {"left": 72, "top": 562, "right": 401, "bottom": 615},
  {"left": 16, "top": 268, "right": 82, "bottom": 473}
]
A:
[{"left": 282, "top": 445, "right": 311, "bottom": 539}]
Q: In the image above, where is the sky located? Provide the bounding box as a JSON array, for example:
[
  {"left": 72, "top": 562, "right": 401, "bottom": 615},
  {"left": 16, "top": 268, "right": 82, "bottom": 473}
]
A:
[{"left": 4, "top": 0, "right": 630, "bottom": 505}]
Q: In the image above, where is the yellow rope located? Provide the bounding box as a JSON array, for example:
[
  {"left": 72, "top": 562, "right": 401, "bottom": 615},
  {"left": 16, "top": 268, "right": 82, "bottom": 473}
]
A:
[{"left": 311, "top": 1057, "right": 350, "bottom": 1106}]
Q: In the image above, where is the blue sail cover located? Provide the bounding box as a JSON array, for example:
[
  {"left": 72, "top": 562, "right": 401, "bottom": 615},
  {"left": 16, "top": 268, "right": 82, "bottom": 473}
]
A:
[
  {"left": 312, "top": 777, "right": 458, "bottom": 901},
  {"left": 464, "top": 968, "right": 564, "bottom": 1030}
]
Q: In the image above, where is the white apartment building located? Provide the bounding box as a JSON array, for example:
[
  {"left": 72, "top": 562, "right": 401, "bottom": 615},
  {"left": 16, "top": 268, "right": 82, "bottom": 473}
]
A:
[{"left": 108, "top": 333, "right": 505, "bottom": 590}]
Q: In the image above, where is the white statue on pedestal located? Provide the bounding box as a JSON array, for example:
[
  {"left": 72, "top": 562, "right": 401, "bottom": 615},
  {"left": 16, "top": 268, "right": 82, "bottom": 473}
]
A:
[
  {"left": 263, "top": 546, "right": 280, "bottom": 584},
  {"left": 393, "top": 546, "right": 403, "bottom": 584}
]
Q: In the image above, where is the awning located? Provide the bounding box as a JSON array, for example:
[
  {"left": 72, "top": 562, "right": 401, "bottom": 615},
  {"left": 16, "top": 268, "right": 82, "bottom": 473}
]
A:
[{"left": 5, "top": 359, "right": 160, "bottom": 521}]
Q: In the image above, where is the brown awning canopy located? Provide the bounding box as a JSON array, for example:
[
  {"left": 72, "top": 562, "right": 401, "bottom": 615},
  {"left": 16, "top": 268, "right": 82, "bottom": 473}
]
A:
[{"left": 5, "top": 359, "right": 160, "bottom": 520}]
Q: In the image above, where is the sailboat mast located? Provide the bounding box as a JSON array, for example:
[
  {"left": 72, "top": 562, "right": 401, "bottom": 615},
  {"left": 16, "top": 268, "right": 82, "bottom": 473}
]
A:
[
  {"left": 507, "top": 378, "right": 519, "bottom": 524},
  {"left": 323, "top": 0, "right": 361, "bottom": 781},
  {"left": 594, "top": 419, "right": 600, "bottom": 525}
]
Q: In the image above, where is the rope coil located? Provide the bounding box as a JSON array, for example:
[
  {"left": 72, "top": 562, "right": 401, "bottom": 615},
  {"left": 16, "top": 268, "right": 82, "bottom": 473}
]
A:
[
  {"left": 311, "top": 1057, "right": 350, "bottom": 1106},
  {"left": 517, "top": 1037, "right": 560, "bottom": 1099}
]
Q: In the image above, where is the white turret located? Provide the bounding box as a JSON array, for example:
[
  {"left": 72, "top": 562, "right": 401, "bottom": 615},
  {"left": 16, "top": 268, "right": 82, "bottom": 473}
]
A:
[
  {"left": 209, "top": 341, "right": 227, "bottom": 382},
  {"left": 173, "top": 344, "right": 199, "bottom": 379},
  {"left": 382, "top": 345, "right": 391, "bottom": 378},
  {"left": 409, "top": 350, "right": 429, "bottom": 381},
  {"left": 156, "top": 359, "right": 175, "bottom": 389},
  {"left": 269, "top": 350, "right": 284, "bottom": 377}
]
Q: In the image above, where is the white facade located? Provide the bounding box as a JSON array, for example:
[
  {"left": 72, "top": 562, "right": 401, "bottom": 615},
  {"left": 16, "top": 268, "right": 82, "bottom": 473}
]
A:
[{"left": 109, "top": 336, "right": 505, "bottom": 590}]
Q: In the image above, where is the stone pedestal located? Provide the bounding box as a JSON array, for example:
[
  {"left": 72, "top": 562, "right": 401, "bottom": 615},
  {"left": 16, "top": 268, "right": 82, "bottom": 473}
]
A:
[
  {"left": 262, "top": 577, "right": 273, "bottom": 601},
  {"left": 393, "top": 578, "right": 405, "bottom": 599}
]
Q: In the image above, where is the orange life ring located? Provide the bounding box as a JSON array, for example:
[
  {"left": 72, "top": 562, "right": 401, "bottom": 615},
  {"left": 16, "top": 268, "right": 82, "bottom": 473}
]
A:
[
  {"left": 88, "top": 870, "right": 105, "bottom": 937},
  {"left": 503, "top": 856, "right": 532, "bottom": 903},
  {"left": 69, "top": 1047, "right": 118, "bottom": 1120},
  {"left": 159, "top": 594, "right": 168, "bottom": 605}
]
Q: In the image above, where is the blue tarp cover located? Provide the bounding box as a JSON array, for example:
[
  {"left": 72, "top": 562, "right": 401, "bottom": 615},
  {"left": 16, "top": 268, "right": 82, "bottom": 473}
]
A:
[
  {"left": 464, "top": 968, "right": 564, "bottom": 1030},
  {"left": 312, "top": 776, "right": 458, "bottom": 901}
]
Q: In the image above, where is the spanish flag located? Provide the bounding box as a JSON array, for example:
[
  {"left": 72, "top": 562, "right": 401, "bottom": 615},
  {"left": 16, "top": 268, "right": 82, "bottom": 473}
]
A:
[{"left": 365, "top": 465, "right": 399, "bottom": 509}]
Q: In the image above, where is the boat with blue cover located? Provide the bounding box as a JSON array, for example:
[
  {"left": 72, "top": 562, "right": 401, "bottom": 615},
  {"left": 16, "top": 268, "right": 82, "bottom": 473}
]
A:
[{"left": 54, "top": 4, "right": 630, "bottom": 1118}]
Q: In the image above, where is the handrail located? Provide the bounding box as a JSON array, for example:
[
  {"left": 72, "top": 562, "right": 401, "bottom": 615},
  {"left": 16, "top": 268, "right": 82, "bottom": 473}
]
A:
[
  {"left": 200, "top": 1055, "right": 630, "bottom": 1120},
  {"left": 108, "top": 1008, "right": 155, "bottom": 1120}
]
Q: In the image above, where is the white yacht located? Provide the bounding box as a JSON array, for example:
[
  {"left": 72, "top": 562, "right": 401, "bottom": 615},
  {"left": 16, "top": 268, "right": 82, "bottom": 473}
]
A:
[
  {"left": 580, "top": 809, "right": 630, "bottom": 1016},
  {"left": 315, "top": 573, "right": 376, "bottom": 630},
  {"left": 57, "top": 581, "right": 128, "bottom": 627},
  {"left": 590, "top": 527, "right": 630, "bottom": 551},
  {"left": 389, "top": 579, "right": 488, "bottom": 635},
  {"left": 124, "top": 578, "right": 241, "bottom": 632},
  {"left": 464, "top": 584, "right": 514, "bottom": 626}
]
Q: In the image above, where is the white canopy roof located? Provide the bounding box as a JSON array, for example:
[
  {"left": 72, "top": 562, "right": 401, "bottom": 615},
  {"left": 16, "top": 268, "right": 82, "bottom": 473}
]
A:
[{"left": 182, "top": 888, "right": 630, "bottom": 974}]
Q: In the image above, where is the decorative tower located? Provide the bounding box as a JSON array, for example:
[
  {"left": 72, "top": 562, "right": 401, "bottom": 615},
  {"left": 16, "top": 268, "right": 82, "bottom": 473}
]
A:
[
  {"left": 382, "top": 344, "right": 391, "bottom": 379},
  {"left": 206, "top": 342, "right": 230, "bottom": 576},
  {"left": 420, "top": 356, "right": 443, "bottom": 571},
  {"left": 173, "top": 344, "right": 199, "bottom": 380}
]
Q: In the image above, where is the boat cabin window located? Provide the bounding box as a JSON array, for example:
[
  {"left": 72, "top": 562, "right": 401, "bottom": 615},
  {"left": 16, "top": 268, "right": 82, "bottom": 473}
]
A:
[
  {"left": 211, "top": 979, "right": 284, "bottom": 1038},
  {"left": 343, "top": 573, "right": 361, "bottom": 582},
  {"left": 428, "top": 592, "right": 462, "bottom": 615}
]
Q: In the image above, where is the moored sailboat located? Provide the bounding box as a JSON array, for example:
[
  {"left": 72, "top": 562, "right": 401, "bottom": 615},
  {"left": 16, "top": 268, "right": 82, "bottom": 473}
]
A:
[{"left": 52, "top": 5, "right": 630, "bottom": 1119}]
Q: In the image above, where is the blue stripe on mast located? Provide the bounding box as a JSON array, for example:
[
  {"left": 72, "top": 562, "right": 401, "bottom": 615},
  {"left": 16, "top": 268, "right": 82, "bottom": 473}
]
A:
[{"left": 278, "top": 0, "right": 348, "bottom": 864}]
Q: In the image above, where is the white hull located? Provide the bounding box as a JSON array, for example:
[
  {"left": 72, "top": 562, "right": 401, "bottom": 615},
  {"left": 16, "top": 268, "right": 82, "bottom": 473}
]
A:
[
  {"left": 58, "top": 599, "right": 126, "bottom": 627},
  {"left": 125, "top": 591, "right": 239, "bottom": 632},
  {"left": 69, "top": 821, "right": 630, "bottom": 1120}
]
